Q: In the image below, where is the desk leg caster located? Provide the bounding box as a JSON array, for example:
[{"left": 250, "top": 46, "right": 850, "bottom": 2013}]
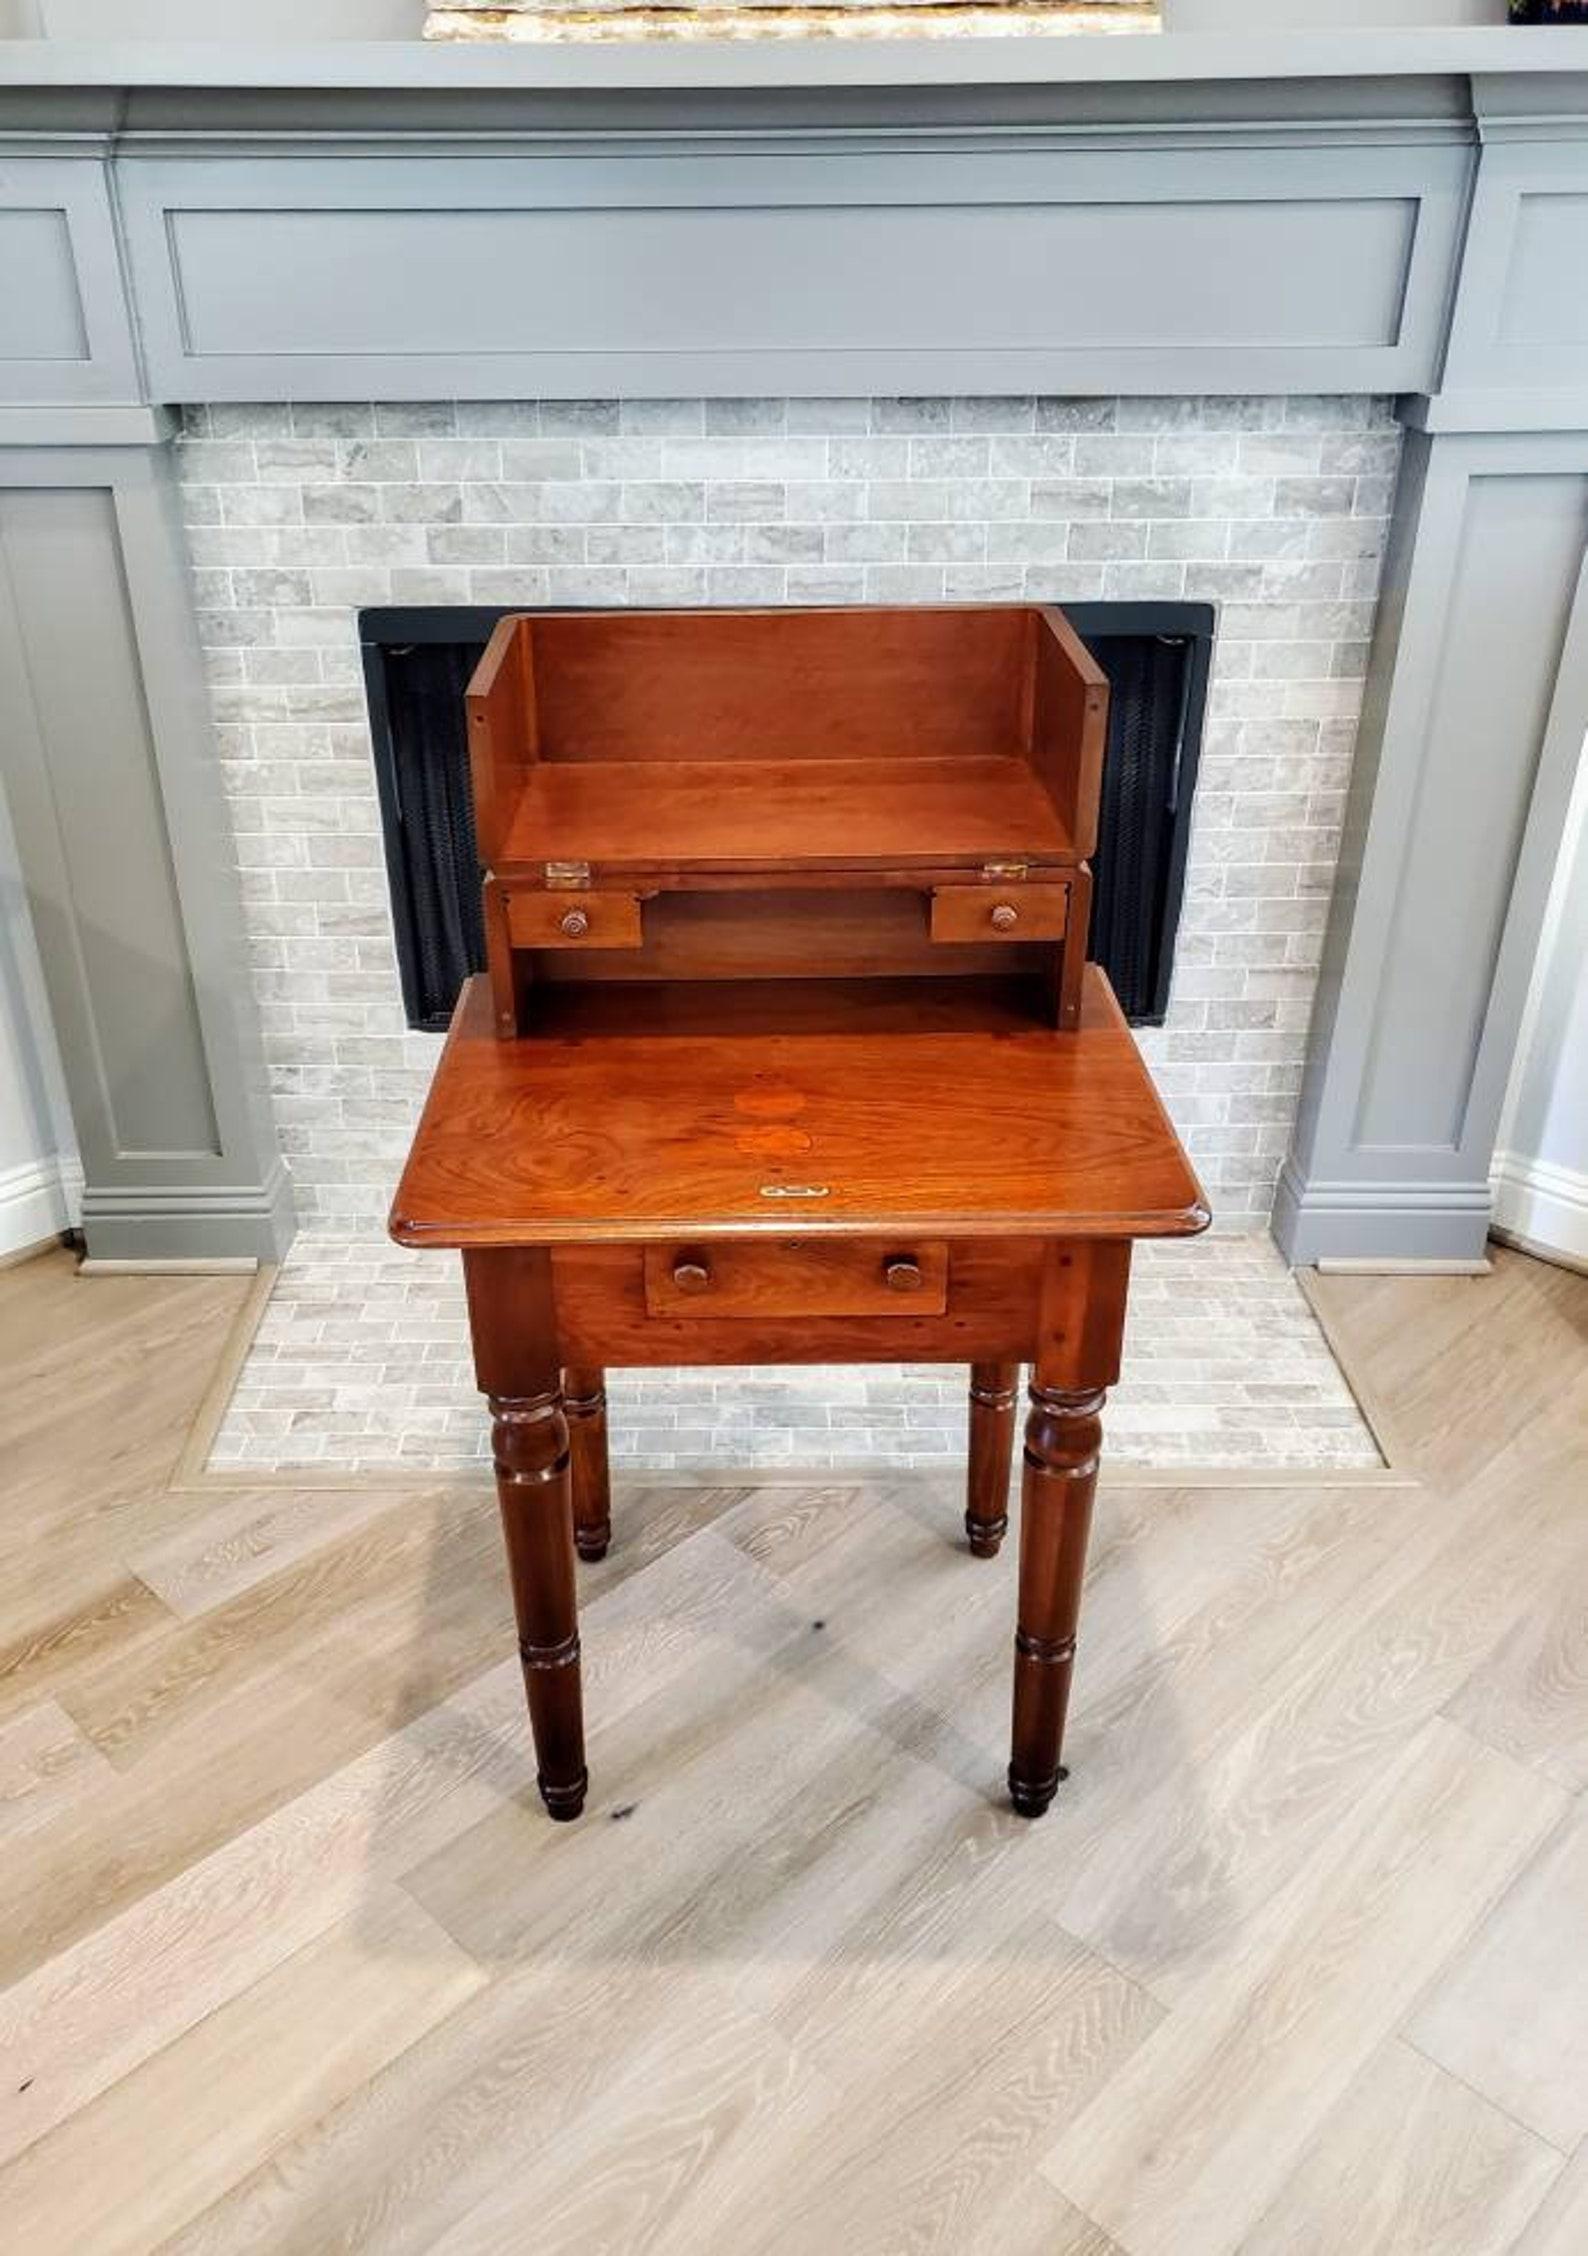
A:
[
  {"left": 966, "top": 1361, "right": 1018, "bottom": 1557},
  {"left": 1008, "top": 1763, "right": 1069, "bottom": 1820},
  {"left": 1008, "top": 1380, "right": 1104, "bottom": 1819},
  {"left": 537, "top": 1763, "right": 589, "bottom": 1823},
  {"left": 566, "top": 1366, "right": 612, "bottom": 1562}
]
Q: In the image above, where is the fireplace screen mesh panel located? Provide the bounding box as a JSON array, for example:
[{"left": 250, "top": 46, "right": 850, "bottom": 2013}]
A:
[
  {"left": 361, "top": 604, "right": 1212, "bottom": 1032},
  {"left": 371, "top": 638, "right": 487, "bottom": 1032},
  {"left": 1087, "top": 621, "right": 1208, "bottom": 1025}
]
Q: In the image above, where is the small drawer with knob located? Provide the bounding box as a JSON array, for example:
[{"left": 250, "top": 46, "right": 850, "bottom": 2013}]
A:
[
  {"left": 928, "top": 882, "right": 1070, "bottom": 946},
  {"left": 642, "top": 1238, "right": 949, "bottom": 1319},
  {"left": 505, "top": 889, "right": 644, "bottom": 951}
]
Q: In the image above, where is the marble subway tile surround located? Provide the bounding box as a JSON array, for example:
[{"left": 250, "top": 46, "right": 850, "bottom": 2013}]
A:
[{"left": 178, "top": 392, "right": 1399, "bottom": 1240}]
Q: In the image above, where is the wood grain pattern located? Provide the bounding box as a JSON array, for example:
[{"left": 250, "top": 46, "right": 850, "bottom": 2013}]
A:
[
  {"left": 564, "top": 1365, "right": 612, "bottom": 1563},
  {"left": 0, "top": 1241, "right": 1583, "bottom": 2251},
  {"left": 1513, "top": 2141, "right": 1588, "bottom": 2256},
  {"left": 1042, "top": 1719, "right": 1567, "bottom": 2256},
  {"left": 553, "top": 1234, "right": 1047, "bottom": 1366},
  {"left": 465, "top": 610, "right": 535, "bottom": 869},
  {"left": 0, "top": 1885, "right": 485, "bottom": 2256},
  {"left": 930, "top": 879, "right": 1070, "bottom": 943},
  {"left": 499, "top": 754, "right": 1078, "bottom": 874},
  {"left": 0, "top": 1669, "right": 527, "bottom": 2166},
  {"left": 1408, "top": 1800, "right": 1588, "bottom": 2151},
  {"left": 965, "top": 1359, "right": 1018, "bottom": 1556},
  {"left": 503, "top": 886, "right": 645, "bottom": 949},
  {"left": 475, "top": 605, "right": 1101, "bottom": 1031},
  {"left": 641, "top": 1234, "right": 949, "bottom": 1318},
  {"left": 505, "top": 604, "right": 1036, "bottom": 770},
  {"left": 1241, "top": 2037, "right": 1561, "bottom": 2256},
  {"left": 390, "top": 968, "right": 1209, "bottom": 1249},
  {"left": 0, "top": 1699, "right": 114, "bottom": 1842},
  {"left": 1444, "top": 1522, "right": 1588, "bottom": 1791},
  {"left": 530, "top": 885, "right": 1047, "bottom": 988},
  {"left": 1031, "top": 600, "right": 1110, "bottom": 862},
  {"left": 465, "top": 1246, "right": 587, "bottom": 1821}
]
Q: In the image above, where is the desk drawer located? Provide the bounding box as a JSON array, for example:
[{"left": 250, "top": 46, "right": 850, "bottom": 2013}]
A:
[
  {"left": 643, "top": 1238, "right": 949, "bottom": 1318},
  {"left": 552, "top": 1238, "right": 1046, "bottom": 1364},
  {"left": 505, "top": 889, "right": 643, "bottom": 950},
  {"left": 930, "top": 883, "right": 1069, "bottom": 945}
]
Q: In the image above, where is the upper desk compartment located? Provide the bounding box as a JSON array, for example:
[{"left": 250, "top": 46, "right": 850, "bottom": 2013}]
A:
[{"left": 467, "top": 604, "right": 1108, "bottom": 1036}]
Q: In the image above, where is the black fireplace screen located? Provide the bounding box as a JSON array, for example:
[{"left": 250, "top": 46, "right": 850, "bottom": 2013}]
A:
[{"left": 361, "top": 602, "right": 1213, "bottom": 1033}]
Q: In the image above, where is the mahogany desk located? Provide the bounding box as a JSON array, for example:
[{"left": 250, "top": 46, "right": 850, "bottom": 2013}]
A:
[{"left": 391, "top": 970, "right": 1207, "bottom": 1823}]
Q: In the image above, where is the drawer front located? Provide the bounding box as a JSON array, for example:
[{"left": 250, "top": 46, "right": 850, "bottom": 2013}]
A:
[
  {"left": 643, "top": 1237, "right": 949, "bottom": 1319},
  {"left": 506, "top": 889, "right": 643, "bottom": 950},
  {"left": 929, "top": 883, "right": 1069, "bottom": 945},
  {"left": 553, "top": 1238, "right": 1046, "bottom": 1365}
]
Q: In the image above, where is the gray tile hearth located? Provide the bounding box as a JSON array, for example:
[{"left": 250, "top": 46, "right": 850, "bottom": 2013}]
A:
[{"left": 208, "top": 1230, "right": 1384, "bottom": 1478}]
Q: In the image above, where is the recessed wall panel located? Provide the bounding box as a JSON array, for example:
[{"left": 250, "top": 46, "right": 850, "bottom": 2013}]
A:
[
  {"left": 0, "top": 486, "right": 220, "bottom": 1161},
  {"left": 1500, "top": 193, "right": 1588, "bottom": 350},
  {"left": 1355, "top": 471, "right": 1588, "bottom": 1154},
  {"left": 0, "top": 210, "right": 89, "bottom": 362},
  {"left": 117, "top": 145, "right": 1464, "bottom": 399},
  {"left": 166, "top": 196, "right": 1419, "bottom": 361}
]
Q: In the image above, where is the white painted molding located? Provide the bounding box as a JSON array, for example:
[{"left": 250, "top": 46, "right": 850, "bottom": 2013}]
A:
[
  {"left": 1490, "top": 1149, "right": 1588, "bottom": 1273},
  {"left": 0, "top": 1150, "right": 81, "bottom": 1257}
]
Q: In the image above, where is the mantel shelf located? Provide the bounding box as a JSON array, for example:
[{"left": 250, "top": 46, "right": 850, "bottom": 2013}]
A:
[
  {"left": 1, "top": 28, "right": 1585, "bottom": 97},
  {"left": 496, "top": 753, "right": 1080, "bottom": 875}
]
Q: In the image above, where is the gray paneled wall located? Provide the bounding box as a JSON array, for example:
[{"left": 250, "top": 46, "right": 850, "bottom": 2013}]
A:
[
  {"left": 0, "top": 158, "right": 141, "bottom": 405},
  {"left": 1276, "top": 433, "right": 1588, "bottom": 1263},
  {"left": 0, "top": 59, "right": 1585, "bottom": 1261},
  {"left": 0, "top": 449, "right": 291, "bottom": 1261},
  {"left": 0, "top": 484, "right": 220, "bottom": 1159},
  {"left": 112, "top": 143, "right": 1469, "bottom": 404}
]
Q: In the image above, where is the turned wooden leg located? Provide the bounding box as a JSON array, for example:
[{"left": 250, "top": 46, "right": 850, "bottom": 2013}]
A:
[
  {"left": 488, "top": 1386, "right": 586, "bottom": 1821},
  {"left": 965, "top": 1361, "right": 1018, "bottom": 1557},
  {"left": 465, "top": 1248, "right": 587, "bottom": 1822},
  {"left": 565, "top": 1365, "right": 612, "bottom": 1562},
  {"left": 1008, "top": 1381, "right": 1105, "bottom": 1819}
]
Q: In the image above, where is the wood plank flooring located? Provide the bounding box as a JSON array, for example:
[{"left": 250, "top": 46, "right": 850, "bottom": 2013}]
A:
[{"left": 0, "top": 1239, "right": 1584, "bottom": 2254}]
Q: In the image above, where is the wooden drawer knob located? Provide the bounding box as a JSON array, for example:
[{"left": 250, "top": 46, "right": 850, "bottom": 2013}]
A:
[
  {"left": 558, "top": 908, "right": 591, "bottom": 939},
  {"left": 671, "top": 1255, "right": 712, "bottom": 1293},
  {"left": 990, "top": 903, "right": 1019, "bottom": 932},
  {"left": 884, "top": 1256, "right": 924, "bottom": 1293}
]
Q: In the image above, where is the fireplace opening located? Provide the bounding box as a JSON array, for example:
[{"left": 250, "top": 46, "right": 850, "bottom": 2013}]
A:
[{"left": 359, "top": 602, "right": 1213, "bottom": 1034}]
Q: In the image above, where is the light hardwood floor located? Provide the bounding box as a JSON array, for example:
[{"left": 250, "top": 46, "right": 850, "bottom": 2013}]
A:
[{"left": 0, "top": 1241, "right": 1585, "bottom": 2254}]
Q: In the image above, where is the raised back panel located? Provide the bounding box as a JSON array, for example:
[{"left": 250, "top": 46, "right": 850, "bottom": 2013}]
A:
[{"left": 523, "top": 606, "right": 1034, "bottom": 765}]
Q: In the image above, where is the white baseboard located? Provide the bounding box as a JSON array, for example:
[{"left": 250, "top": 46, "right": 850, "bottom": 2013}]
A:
[
  {"left": 0, "top": 1152, "right": 82, "bottom": 1259},
  {"left": 1315, "top": 1255, "right": 1492, "bottom": 1276},
  {"left": 1490, "top": 1150, "right": 1588, "bottom": 1274}
]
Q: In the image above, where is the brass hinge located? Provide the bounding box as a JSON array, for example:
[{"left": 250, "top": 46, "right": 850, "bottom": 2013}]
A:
[
  {"left": 543, "top": 860, "right": 592, "bottom": 889},
  {"left": 980, "top": 860, "right": 1029, "bottom": 882}
]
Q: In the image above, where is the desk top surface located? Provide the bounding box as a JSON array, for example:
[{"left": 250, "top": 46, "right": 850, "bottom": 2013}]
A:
[{"left": 391, "top": 970, "right": 1208, "bottom": 1250}]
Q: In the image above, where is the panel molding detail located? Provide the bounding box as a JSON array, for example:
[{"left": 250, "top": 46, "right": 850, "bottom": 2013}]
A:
[
  {"left": 115, "top": 144, "right": 1467, "bottom": 402},
  {"left": 1276, "top": 431, "right": 1588, "bottom": 1267},
  {"left": 0, "top": 447, "right": 292, "bottom": 1263},
  {"left": 1438, "top": 132, "right": 1588, "bottom": 418},
  {"left": 0, "top": 159, "right": 141, "bottom": 404}
]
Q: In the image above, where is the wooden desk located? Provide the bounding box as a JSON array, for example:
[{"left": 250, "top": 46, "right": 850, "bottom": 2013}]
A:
[{"left": 392, "top": 969, "right": 1207, "bottom": 1822}]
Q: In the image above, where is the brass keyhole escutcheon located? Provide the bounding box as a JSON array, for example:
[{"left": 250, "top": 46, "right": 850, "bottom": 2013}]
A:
[
  {"left": 672, "top": 1255, "right": 712, "bottom": 1293},
  {"left": 990, "top": 902, "right": 1019, "bottom": 932},
  {"left": 884, "top": 1256, "right": 924, "bottom": 1293},
  {"left": 559, "top": 908, "right": 591, "bottom": 939}
]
